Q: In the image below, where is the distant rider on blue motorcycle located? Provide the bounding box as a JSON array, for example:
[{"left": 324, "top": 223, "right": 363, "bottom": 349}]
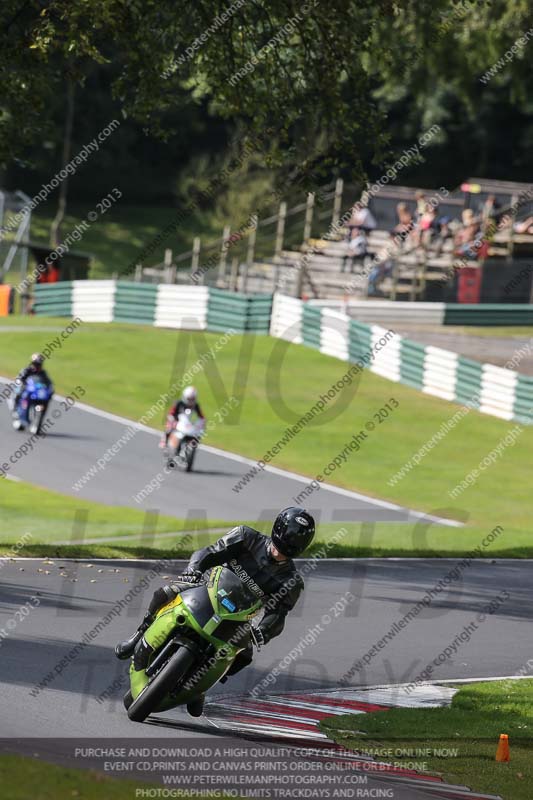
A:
[{"left": 11, "top": 353, "right": 53, "bottom": 430}]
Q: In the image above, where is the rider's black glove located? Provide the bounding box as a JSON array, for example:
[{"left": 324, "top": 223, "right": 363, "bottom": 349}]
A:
[{"left": 179, "top": 570, "right": 203, "bottom": 585}]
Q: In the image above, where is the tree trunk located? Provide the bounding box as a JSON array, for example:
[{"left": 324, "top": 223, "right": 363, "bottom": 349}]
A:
[{"left": 50, "top": 78, "right": 75, "bottom": 248}]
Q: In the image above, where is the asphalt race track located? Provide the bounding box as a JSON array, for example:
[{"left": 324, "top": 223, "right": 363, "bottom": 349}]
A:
[
  {"left": 1, "top": 383, "right": 524, "bottom": 798},
  {"left": 2, "top": 556, "right": 530, "bottom": 733},
  {"left": 0, "top": 558, "right": 530, "bottom": 785},
  {"left": 0, "top": 381, "right": 459, "bottom": 527}
]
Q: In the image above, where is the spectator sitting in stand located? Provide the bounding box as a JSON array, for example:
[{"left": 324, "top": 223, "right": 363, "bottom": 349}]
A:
[
  {"left": 432, "top": 206, "right": 453, "bottom": 254},
  {"left": 346, "top": 201, "right": 377, "bottom": 235},
  {"left": 417, "top": 202, "right": 439, "bottom": 248},
  {"left": 481, "top": 194, "right": 502, "bottom": 230},
  {"left": 513, "top": 216, "right": 533, "bottom": 234},
  {"left": 414, "top": 191, "right": 427, "bottom": 222},
  {"left": 367, "top": 234, "right": 396, "bottom": 296},
  {"left": 342, "top": 227, "right": 368, "bottom": 273},
  {"left": 454, "top": 209, "right": 482, "bottom": 259},
  {"left": 392, "top": 202, "right": 414, "bottom": 245}
]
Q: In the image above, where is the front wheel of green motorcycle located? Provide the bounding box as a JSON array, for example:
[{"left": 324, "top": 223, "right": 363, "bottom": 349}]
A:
[{"left": 127, "top": 647, "right": 197, "bottom": 723}]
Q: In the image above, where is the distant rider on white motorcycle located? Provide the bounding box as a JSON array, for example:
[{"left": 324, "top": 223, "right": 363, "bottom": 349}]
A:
[{"left": 160, "top": 386, "right": 206, "bottom": 451}]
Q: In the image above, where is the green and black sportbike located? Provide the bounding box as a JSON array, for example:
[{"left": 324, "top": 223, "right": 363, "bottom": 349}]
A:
[{"left": 125, "top": 566, "right": 263, "bottom": 722}]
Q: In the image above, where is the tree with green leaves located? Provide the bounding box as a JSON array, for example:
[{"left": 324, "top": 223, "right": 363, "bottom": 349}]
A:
[{"left": 2, "top": 1, "right": 532, "bottom": 195}]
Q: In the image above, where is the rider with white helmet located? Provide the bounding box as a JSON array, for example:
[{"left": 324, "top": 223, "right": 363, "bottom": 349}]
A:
[{"left": 160, "top": 385, "right": 205, "bottom": 449}]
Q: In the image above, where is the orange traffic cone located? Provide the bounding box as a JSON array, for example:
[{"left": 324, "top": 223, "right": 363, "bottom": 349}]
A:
[{"left": 495, "top": 734, "right": 510, "bottom": 762}]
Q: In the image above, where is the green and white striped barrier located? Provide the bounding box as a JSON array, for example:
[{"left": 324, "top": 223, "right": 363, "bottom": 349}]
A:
[
  {"left": 72, "top": 280, "right": 116, "bottom": 322},
  {"left": 309, "top": 300, "right": 446, "bottom": 326},
  {"left": 114, "top": 282, "right": 158, "bottom": 325},
  {"left": 270, "top": 293, "right": 533, "bottom": 425},
  {"left": 309, "top": 299, "right": 533, "bottom": 327},
  {"left": 31, "top": 283, "right": 533, "bottom": 425},
  {"left": 33, "top": 281, "right": 272, "bottom": 334},
  {"left": 154, "top": 285, "right": 209, "bottom": 330}
]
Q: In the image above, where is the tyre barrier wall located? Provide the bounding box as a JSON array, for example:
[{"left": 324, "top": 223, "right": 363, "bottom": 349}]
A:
[
  {"left": 31, "top": 283, "right": 533, "bottom": 424},
  {"left": 155, "top": 285, "right": 209, "bottom": 330},
  {"left": 207, "top": 288, "right": 273, "bottom": 333},
  {"left": 270, "top": 293, "right": 533, "bottom": 425},
  {"left": 72, "top": 280, "right": 116, "bottom": 323},
  {"left": 443, "top": 303, "right": 533, "bottom": 326},
  {"left": 309, "top": 299, "right": 533, "bottom": 327},
  {"left": 32, "top": 281, "right": 74, "bottom": 317},
  {"left": 114, "top": 282, "right": 158, "bottom": 325},
  {"left": 33, "top": 281, "right": 271, "bottom": 333},
  {"left": 308, "top": 300, "right": 446, "bottom": 326}
]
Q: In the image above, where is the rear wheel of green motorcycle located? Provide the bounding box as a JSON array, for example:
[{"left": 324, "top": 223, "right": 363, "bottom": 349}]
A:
[{"left": 127, "top": 646, "right": 197, "bottom": 723}]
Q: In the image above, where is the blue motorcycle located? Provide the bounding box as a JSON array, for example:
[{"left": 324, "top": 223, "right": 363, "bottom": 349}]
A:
[{"left": 12, "top": 377, "right": 54, "bottom": 435}]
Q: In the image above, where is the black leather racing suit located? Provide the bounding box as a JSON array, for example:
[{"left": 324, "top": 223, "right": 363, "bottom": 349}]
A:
[{"left": 150, "top": 526, "right": 304, "bottom": 676}]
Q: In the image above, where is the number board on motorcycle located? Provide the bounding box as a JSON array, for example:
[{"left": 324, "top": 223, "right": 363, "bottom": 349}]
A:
[{"left": 220, "top": 596, "right": 237, "bottom": 612}]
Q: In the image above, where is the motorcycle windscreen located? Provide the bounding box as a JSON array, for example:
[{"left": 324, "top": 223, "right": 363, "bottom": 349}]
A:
[
  {"left": 176, "top": 410, "right": 203, "bottom": 437},
  {"left": 26, "top": 379, "right": 52, "bottom": 400},
  {"left": 215, "top": 567, "right": 262, "bottom": 613},
  {"left": 34, "top": 385, "right": 51, "bottom": 400},
  {"left": 180, "top": 585, "right": 214, "bottom": 628}
]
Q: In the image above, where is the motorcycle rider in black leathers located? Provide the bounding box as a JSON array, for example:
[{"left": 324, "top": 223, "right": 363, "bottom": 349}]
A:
[
  {"left": 115, "top": 507, "right": 315, "bottom": 717},
  {"left": 11, "top": 353, "right": 53, "bottom": 429}
]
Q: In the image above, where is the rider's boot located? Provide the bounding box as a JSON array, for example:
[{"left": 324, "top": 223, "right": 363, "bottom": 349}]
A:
[
  {"left": 160, "top": 428, "right": 171, "bottom": 450},
  {"left": 114, "top": 612, "right": 153, "bottom": 660},
  {"left": 11, "top": 391, "right": 24, "bottom": 429},
  {"left": 186, "top": 693, "right": 205, "bottom": 717}
]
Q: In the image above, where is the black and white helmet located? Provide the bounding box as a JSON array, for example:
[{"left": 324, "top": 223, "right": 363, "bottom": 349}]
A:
[
  {"left": 31, "top": 353, "right": 44, "bottom": 367},
  {"left": 271, "top": 507, "right": 315, "bottom": 558}
]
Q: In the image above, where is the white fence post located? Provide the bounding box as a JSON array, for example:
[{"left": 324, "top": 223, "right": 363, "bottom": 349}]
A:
[
  {"left": 242, "top": 214, "right": 257, "bottom": 294},
  {"left": 332, "top": 178, "right": 343, "bottom": 229},
  {"left": 302, "top": 192, "right": 315, "bottom": 244},
  {"left": 190, "top": 237, "right": 201, "bottom": 281},
  {"left": 218, "top": 224, "right": 231, "bottom": 287}
]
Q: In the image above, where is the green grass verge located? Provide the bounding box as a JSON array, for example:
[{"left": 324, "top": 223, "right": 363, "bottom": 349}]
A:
[
  {"left": 0, "top": 319, "right": 531, "bottom": 554},
  {"left": 59, "top": 520, "right": 533, "bottom": 559},
  {"left": 0, "top": 753, "right": 228, "bottom": 800},
  {"left": 7, "top": 482, "right": 518, "bottom": 558},
  {"left": 0, "top": 478, "right": 230, "bottom": 548},
  {"left": 320, "top": 679, "right": 533, "bottom": 800}
]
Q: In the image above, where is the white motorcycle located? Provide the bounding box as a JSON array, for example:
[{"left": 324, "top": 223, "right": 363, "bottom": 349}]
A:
[{"left": 166, "top": 410, "right": 205, "bottom": 473}]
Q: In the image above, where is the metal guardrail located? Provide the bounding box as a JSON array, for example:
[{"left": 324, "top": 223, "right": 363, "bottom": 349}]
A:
[{"left": 0, "top": 189, "right": 32, "bottom": 283}]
